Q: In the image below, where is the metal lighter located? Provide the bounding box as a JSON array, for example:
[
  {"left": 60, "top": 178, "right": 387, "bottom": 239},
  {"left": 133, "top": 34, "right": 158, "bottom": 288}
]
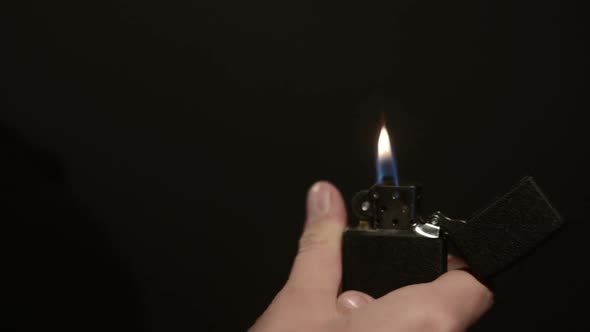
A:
[
  {"left": 343, "top": 183, "right": 451, "bottom": 298},
  {"left": 342, "top": 125, "right": 564, "bottom": 298}
]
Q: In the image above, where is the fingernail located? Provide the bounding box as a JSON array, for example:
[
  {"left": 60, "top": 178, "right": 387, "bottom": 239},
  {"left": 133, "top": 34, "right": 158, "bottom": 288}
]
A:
[
  {"left": 307, "top": 182, "right": 331, "bottom": 222},
  {"left": 341, "top": 293, "right": 369, "bottom": 310}
]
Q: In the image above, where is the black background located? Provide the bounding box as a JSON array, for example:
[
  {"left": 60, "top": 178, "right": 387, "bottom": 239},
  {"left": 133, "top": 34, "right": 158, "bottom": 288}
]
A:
[{"left": 1, "top": 0, "right": 587, "bottom": 331}]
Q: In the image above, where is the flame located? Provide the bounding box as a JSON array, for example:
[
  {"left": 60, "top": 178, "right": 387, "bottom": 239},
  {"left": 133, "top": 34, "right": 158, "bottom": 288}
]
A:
[
  {"left": 376, "top": 125, "right": 399, "bottom": 185},
  {"left": 378, "top": 126, "right": 393, "bottom": 162}
]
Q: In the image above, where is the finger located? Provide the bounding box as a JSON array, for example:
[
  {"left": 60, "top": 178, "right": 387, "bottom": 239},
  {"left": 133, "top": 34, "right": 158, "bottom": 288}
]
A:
[
  {"left": 447, "top": 255, "right": 469, "bottom": 271},
  {"left": 285, "top": 181, "right": 347, "bottom": 299},
  {"left": 368, "top": 271, "right": 492, "bottom": 331},
  {"left": 427, "top": 270, "right": 494, "bottom": 329},
  {"left": 337, "top": 290, "right": 375, "bottom": 314}
]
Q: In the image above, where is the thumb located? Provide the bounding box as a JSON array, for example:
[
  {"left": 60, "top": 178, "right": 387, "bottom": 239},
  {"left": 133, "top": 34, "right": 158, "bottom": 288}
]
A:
[{"left": 285, "top": 181, "right": 347, "bottom": 300}]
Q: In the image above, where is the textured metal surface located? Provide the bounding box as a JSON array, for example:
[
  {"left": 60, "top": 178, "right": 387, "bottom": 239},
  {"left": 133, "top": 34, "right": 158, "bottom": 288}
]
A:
[
  {"left": 342, "top": 229, "right": 447, "bottom": 298},
  {"left": 448, "top": 177, "right": 564, "bottom": 278}
]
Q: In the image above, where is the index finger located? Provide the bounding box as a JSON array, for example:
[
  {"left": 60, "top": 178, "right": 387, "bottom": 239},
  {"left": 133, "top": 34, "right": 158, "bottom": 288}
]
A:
[{"left": 370, "top": 270, "right": 493, "bottom": 331}]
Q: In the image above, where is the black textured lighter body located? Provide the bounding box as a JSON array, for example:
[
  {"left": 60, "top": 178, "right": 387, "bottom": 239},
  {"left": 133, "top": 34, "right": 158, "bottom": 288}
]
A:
[
  {"left": 343, "top": 230, "right": 446, "bottom": 298},
  {"left": 342, "top": 184, "right": 447, "bottom": 298}
]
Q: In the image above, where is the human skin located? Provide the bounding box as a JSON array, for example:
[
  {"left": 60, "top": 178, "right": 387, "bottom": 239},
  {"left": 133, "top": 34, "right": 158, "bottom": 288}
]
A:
[{"left": 249, "top": 181, "right": 493, "bottom": 332}]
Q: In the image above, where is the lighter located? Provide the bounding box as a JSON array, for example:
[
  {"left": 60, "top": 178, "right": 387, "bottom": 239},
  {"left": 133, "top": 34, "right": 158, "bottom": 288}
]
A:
[{"left": 342, "top": 125, "right": 563, "bottom": 298}]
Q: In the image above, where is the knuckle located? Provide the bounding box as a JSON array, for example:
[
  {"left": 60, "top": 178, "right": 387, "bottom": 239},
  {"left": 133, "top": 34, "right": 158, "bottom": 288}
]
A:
[
  {"left": 410, "top": 301, "right": 460, "bottom": 332},
  {"left": 298, "top": 229, "right": 329, "bottom": 254}
]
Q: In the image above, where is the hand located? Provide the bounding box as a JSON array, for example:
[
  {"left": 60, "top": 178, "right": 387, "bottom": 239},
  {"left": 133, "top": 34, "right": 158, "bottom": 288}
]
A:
[{"left": 249, "top": 181, "right": 493, "bottom": 332}]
